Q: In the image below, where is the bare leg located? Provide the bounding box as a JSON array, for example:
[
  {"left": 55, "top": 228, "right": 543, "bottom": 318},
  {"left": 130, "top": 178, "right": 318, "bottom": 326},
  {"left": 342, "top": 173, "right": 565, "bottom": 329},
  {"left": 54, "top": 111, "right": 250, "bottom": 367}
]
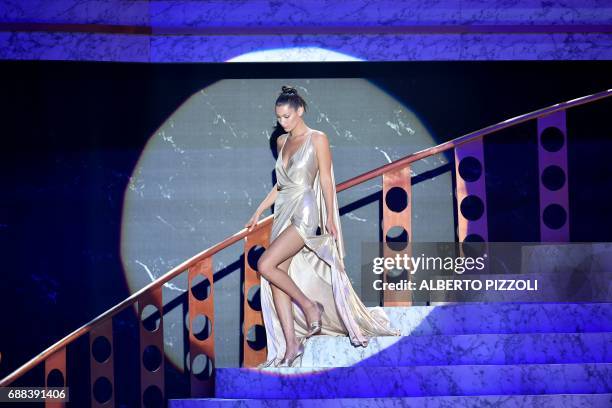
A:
[
  {"left": 271, "top": 257, "right": 298, "bottom": 358},
  {"left": 257, "top": 225, "right": 322, "bottom": 356}
]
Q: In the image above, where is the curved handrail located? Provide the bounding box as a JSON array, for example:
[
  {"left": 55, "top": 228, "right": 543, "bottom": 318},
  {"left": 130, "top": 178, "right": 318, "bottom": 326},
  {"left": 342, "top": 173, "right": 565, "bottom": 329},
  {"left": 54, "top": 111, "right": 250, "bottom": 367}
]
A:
[
  {"left": 338, "top": 88, "right": 612, "bottom": 191},
  {"left": 1, "top": 87, "right": 610, "bottom": 386}
]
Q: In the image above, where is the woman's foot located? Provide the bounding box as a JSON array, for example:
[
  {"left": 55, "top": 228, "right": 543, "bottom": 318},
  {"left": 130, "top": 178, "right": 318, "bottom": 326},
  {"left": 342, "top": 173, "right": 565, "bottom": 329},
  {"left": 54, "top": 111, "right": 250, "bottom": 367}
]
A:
[
  {"left": 277, "top": 337, "right": 305, "bottom": 367},
  {"left": 256, "top": 358, "right": 277, "bottom": 369},
  {"left": 304, "top": 300, "right": 324, "bottom": 338}
]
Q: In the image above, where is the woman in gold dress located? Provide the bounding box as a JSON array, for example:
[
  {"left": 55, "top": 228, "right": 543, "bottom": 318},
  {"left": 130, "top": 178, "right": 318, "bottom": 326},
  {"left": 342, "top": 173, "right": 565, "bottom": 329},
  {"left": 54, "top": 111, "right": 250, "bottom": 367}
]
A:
[{"left": 245, "top": 86, "right": 400, "bottom": 368}]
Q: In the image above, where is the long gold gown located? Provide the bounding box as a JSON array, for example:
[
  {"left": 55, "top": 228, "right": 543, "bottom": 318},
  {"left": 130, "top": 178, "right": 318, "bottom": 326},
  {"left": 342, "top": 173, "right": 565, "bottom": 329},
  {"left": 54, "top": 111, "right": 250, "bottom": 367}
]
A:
[{"left": 259, "top": 129, "right": 400, "bottom": 367}]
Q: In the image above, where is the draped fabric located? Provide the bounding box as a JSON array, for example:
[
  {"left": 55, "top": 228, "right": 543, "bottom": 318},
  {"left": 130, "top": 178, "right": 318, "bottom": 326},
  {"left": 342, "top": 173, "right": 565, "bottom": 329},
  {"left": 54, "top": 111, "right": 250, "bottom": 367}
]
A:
[{"left": 259, "top": 129, "right": 400, "bottom": 367}]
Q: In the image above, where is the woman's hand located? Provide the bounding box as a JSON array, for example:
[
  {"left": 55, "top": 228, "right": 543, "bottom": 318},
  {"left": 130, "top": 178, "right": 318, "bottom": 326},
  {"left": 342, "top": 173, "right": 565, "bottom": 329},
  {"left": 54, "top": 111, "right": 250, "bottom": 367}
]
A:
[
  {"left": 245, "top": 210, "right": 263, "bottom": 232},
  {"left": 326, "top": 214, "right": 338, "bottom": 240}
]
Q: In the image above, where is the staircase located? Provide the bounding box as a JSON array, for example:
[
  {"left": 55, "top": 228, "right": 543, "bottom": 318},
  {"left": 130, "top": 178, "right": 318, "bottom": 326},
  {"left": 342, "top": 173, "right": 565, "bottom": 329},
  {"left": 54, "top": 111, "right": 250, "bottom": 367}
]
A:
[
  {"left": 2, "top": 90, "right": 611, "bottom": 408},
  {"left": 169, "top": 302, "right": 611, "bottom": 406}
]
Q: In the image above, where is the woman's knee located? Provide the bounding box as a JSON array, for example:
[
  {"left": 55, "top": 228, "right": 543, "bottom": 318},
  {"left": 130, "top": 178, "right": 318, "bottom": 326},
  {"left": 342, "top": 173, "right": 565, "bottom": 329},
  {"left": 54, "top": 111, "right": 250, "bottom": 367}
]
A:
[{"left": 257, "top": 255, "right": 274, "bottom": 277}]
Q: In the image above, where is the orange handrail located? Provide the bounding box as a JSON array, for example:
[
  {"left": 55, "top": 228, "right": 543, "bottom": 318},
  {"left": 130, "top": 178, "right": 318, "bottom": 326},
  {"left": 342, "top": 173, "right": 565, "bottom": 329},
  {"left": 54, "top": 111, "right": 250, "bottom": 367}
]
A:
[{"left": 338, "top": 88, "right": 612, "bottom": 192}]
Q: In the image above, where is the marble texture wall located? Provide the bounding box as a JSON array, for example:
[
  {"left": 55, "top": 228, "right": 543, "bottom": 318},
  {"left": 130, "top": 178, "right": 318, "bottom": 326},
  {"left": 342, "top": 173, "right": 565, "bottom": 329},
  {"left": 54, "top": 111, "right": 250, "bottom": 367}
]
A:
[
  {"left": 0, "top": 0, "right": 610, "bottom": 61},
  {"left": 0, "top": 0, "right": 149, "bottom": 25},
  {"left": 149, "top": 33, "right": 612, "bottom": 62},
  {"left": 0, "top": 32, "right": 150, "bottom": 61},
  {"left": 148, "top": 0, "right": 612, "bottom": 27}
]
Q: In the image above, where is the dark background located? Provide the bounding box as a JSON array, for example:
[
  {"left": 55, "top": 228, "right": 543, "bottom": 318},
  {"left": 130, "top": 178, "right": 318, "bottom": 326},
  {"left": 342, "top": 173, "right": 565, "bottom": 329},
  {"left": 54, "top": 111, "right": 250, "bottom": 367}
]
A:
[{"left": 0, "top": 60, "right": 610, "bottom": 406}]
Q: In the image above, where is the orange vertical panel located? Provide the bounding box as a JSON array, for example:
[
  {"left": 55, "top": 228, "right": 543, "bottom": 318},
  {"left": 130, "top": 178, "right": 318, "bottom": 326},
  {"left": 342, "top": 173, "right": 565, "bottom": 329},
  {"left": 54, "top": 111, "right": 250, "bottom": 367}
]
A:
[
  {"left": 188, "top": 257, "right": 215, "bottom": 397},
  {"left": 44, "top": 347, "right": 66, "bottom": 408},
  {"left": 138, "top": 286, "right": 164, "bottom": 407},
  {"left": 538, "top": 110, "right": 569, "bottom": 242},
  {"left": 454, "top": 139, "right": 488, "bottom": 242},
  {"left": 382, "top": 165, "right": 412, "bottom": 306},
  {"left": 242, "top": 223, "right": 271, "bottom": 367},
  {"left": 90, "top": 319, "right": 115, "bottom": 407},
  {"left": 454, "top": 139, "right": 491, "bottom": 290}
]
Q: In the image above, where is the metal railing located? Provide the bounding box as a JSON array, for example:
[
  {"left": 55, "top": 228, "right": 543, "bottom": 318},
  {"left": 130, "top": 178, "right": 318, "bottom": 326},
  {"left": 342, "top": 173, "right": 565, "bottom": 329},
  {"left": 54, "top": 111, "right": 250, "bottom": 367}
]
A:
[{"left": 1, "top": 88, "right": 610, "bottom": 407}]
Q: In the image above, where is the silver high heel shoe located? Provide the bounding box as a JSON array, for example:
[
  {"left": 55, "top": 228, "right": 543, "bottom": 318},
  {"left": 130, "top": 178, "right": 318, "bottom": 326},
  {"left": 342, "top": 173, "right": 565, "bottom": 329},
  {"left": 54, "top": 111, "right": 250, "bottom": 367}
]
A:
[
  {"left": 277, "top": 337, "right": 306, "bottom": 368},
  {"left": 305, "top": 301, "right": 325, "bottom": 338},
  {"left": 256, "top": 359, "right": 277, "bottom": 369}
]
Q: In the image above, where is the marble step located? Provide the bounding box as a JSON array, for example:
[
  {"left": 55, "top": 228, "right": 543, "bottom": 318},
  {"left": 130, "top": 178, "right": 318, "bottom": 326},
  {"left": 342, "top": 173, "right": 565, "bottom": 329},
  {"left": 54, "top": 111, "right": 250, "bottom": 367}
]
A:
[
  {"left": 169, "top": 394, "right": 612, "bottom": 408},
  {"left": 215, "top": 363, "right": 612, "bottom": 399},
  {"left": 301, "top": 332, "right": 612, "bottom": 367},
  {"left": 376, "top": 303, "right": 611, "bottom": 335}
]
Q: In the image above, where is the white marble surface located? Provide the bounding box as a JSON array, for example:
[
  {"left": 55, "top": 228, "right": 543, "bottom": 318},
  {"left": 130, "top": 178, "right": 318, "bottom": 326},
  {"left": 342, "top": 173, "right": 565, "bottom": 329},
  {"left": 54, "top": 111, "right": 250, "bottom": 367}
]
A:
[
  {"left": 0, "top": 0, "right": 149, "bottom": 25},
  {"left": 216, "top": 363, "right": 612, "bottom": 398},
  {"left": 0, "top": 32, "right": 149, "bottom": 61},
  {"left": 150, "top": 33, "right": 461, "bottom": 62},
  {"left": 149, "top": 0, "right": 612, "bottom": 27},
  {"left": 380, "top": 302, "right": 612, "bottom": 335},
  {"left": 299, "top": 302, "right": 612, "bottom": 368},
  {"left": 459, "top": 33, "right": 612, "bottom": 60},
  {"left": 0, "top": 0, "right": 610, "bottom": 61},
  {"left": 301, "top": 331, "right": 612, "bottom": 367},
  {"left": 152, "top": 32, "right": 612, "bottom": 62},
  {"left": 148, "top": 0, "right": 464, "bottom": 27},
  {"left": 1, "top": 32, "right": 608, "bottom": 62},
  {"left": 215, "top": 302, "right": 612, "bottom": 398},
  {"left": 169, "top": 394, "right": 612, "bottom": 408},
  {"left": 2, "top": 0, "right": 609, "bottom": 27},
  {"left": 522, "top": 242, "right": 612, "bottom": 273}
]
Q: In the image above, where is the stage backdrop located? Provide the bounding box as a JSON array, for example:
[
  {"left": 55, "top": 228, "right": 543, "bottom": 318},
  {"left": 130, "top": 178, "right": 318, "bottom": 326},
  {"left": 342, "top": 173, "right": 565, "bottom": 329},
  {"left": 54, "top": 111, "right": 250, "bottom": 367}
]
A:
[{"left": 0, "top": 60, "right": 611, "bottom": 403}]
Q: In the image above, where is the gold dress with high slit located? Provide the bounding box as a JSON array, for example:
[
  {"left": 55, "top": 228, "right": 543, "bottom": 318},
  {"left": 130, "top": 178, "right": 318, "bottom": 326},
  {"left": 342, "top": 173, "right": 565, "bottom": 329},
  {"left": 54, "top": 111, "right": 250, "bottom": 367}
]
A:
[{"left": 259, "top": 129, "right": 400, "bottom": 367}]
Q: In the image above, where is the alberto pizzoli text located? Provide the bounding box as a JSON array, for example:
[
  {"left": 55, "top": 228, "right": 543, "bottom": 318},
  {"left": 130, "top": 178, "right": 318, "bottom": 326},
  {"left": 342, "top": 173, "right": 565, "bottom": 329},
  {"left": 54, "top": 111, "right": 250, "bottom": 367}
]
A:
[{"left": 373, "top": 279, "right": 538, "bottom": 291}]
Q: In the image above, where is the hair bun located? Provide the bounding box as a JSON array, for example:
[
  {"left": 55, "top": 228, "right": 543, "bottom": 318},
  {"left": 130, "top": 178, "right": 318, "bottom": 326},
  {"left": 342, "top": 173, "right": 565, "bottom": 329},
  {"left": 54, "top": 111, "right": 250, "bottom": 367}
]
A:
[{"left": 281, "top": 85, "right": 297, "bottom": 95}]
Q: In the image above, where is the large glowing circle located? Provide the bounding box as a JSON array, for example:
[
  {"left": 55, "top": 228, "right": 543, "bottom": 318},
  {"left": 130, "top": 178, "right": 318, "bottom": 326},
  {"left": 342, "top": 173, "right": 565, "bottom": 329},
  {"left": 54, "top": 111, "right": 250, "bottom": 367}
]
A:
[
  {"left": 227, "top": 47, "right": 361, "bottom": 62},
  {"left": 120, "top": 79, "right": 446, "bottom": 369}
]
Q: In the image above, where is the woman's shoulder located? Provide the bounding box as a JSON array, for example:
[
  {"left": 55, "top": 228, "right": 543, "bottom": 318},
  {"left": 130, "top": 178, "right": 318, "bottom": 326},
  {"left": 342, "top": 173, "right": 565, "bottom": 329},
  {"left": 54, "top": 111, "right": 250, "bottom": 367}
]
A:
[
  {"left": 276, "top": 133, "right": 289, "bottom": 149},
  {"left": 311, "top": 129, "right": 329, "bottom": 147}
]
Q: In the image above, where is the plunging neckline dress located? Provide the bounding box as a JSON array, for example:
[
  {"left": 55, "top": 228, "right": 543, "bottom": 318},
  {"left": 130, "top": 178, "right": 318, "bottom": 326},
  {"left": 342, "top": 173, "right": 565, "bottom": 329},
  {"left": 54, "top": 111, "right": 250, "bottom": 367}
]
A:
[{"left": 258, "top": 129, "right": 400, "bottom": 367}]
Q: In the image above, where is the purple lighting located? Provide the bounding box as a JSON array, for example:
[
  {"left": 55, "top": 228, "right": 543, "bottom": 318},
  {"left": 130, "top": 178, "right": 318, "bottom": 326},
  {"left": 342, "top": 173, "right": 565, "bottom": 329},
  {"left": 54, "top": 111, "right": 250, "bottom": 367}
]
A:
[{"left": 0, "top": 0, "right": 610, "bottom": 61}]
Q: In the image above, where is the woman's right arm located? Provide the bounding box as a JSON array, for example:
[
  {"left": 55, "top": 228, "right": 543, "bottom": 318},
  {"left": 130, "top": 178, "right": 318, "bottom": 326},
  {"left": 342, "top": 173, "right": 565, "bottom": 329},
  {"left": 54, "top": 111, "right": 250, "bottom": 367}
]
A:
[
  {"left": 245, "top": 182, "right": 279, "bottom": 232},
  {"left": 245, "top": 135, "right": 286, "bottom": 231}
]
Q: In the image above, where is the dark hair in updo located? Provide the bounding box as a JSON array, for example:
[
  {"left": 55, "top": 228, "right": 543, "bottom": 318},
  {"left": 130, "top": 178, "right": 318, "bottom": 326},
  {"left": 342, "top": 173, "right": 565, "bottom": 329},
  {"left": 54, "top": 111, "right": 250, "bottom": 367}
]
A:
[{"left": 275, "top": 85, "right": 308, "bottom": 112}]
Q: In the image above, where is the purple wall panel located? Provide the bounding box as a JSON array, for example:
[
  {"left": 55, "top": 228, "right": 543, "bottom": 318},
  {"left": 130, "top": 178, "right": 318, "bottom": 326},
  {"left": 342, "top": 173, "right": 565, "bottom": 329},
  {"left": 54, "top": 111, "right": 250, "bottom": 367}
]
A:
[
  {"left": 461, "top": 0, "right": 611, "bottom": 24},
  {"left": 149, "top": 0, "right": 463, "bottom": 27},
  {"left": 0, "top": 32, "right": 150, "bottom": 62},
  {"left": 0, "top": 0, "right": 149, "bottom": 25},
  {"left": 460, "top": 33, "right": 612, "bottom": 60},
  {"left": 2, "top": 33, "right": 608, "bottom": 63},
  {"left": 150, "top": 33, "right": 612, "bottom": 62},
  {"left": 0, "top": 0, "right": 610, "bottom": 62},
  {"left": 149, "top": 0, "right": 611, "bottom": 27},
  {"left": 150, "top": 34, "right": 462, "bottom": 62}
]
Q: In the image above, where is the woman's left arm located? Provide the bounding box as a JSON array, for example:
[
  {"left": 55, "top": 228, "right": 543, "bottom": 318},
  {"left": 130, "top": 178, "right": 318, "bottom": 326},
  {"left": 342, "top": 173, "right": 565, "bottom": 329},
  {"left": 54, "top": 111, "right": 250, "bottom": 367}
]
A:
[{"left": 312, "top": 131, "right": 338, "bottom": 239}]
